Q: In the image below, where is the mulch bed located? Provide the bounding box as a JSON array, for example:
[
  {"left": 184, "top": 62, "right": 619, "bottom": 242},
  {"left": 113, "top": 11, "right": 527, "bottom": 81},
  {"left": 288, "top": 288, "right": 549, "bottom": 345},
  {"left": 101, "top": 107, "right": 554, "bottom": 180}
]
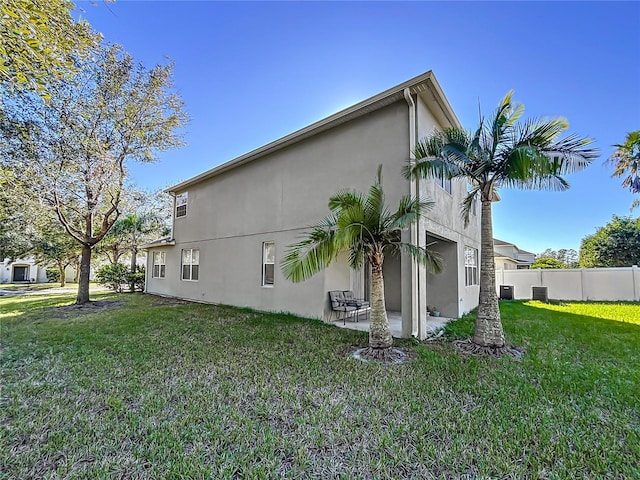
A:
[
  {"left": 45, "top": 300, "right": 125, "bottom": 319},
  {"left": 352, "top": 347, "right": 415, "bottom": 364}
]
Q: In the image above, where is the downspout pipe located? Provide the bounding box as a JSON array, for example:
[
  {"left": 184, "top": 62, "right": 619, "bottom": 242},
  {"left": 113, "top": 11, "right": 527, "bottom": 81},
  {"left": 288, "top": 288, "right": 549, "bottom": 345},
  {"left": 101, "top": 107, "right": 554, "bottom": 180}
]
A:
[
  {"left": 403, "top": 88, "right": 420, "bottom": 339},
  {"left": 170, "top": 193, "right": 176, "bottom": 241}
]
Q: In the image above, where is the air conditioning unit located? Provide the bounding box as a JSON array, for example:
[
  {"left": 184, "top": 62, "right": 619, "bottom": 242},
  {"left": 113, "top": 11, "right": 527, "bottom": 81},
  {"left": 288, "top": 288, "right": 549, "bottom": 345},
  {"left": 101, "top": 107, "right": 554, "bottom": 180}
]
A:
[
  {"left": 532, "top": 286, "right": 549, "bottom": 302},
  {"left": 499, "top": 285, "right": 514, "bottom": 300}
]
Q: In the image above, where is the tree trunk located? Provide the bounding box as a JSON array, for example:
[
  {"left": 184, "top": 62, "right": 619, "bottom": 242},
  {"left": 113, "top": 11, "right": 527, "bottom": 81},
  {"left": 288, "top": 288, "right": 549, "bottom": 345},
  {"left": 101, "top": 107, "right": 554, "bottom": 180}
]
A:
[
  {"left": 369, "top": 258, "right": 393, "bottom": 350},
  {"left": 57, "top": 260, "right": 66, "bottom": 287},
  {"left": 129, "top": 245, "right": 137, "bottom": 292},
  {"left": 73, "top": 261, "right": 80, "bottom": 283},
  {"left": 473, "top": 199, "right": 505, "bottom": 347},
  {"left": 76, "top": 245, "right": 92, "bottom": 304}
]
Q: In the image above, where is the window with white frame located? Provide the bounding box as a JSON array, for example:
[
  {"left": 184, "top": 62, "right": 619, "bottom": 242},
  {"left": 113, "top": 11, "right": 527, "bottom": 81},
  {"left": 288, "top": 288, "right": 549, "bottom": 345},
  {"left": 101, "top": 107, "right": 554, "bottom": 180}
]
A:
[
  {"left": 262, "top": 242, "right": 275, "bottom": 286},
  {"left": 176, "top": 192, "right": 188, "bottom": 218},
  {"left": 152, "top": 251, "right": 166, "bottom": 278},
  {"left": 438, "top": 177, "right": 453, "bottom": 195},
  {"left": 464, "top": 247, "right": 478, "bottom": 286},
  {"left": 181, "top": 248, "right": 199, "bottom": 281}
]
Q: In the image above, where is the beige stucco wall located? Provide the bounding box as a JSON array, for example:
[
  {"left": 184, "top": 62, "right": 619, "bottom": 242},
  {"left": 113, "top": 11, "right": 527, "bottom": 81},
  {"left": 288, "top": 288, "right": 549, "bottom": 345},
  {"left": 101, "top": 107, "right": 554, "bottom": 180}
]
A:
[
  {"left": 146, "top": 93, "right": 482, "bottom": 331},
  {"left": 147, "top": 101, "right": 412, "bottom": 319},
  {"left": 382, "top": 253, "right": 402, "bottom": 312}
]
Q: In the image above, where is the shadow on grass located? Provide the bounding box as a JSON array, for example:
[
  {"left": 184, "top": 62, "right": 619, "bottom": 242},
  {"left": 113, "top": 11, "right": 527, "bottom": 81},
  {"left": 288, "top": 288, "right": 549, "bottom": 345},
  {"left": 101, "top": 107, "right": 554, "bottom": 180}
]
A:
[{"left": 0, "top": 293, "right": 78, "bottom": 317}]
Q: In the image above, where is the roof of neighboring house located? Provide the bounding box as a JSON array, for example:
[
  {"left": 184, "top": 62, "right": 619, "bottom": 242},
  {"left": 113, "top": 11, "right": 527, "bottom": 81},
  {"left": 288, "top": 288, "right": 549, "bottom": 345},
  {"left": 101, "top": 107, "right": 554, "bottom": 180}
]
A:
[
  {"left": 494, "top": 255, "right": 534, "bottom": 266},
  {"left": 494, "top": 238, "right": 535, "bottom": 259},
  {"left": 140, "top": 236, "right": 176, "bottom": 250},
  {"left": 494, "top": 238, "right": 515, "bottom": 247},
  {"left": 166, "top": 70, "right": 461, "bottom": 194}
]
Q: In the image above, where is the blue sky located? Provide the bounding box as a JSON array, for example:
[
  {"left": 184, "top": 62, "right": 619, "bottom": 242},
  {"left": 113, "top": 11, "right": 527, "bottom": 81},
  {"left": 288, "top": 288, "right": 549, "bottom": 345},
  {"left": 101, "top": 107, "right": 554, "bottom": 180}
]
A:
[{"left": 77, "top": 1, "right": 640, "bottom": 254}]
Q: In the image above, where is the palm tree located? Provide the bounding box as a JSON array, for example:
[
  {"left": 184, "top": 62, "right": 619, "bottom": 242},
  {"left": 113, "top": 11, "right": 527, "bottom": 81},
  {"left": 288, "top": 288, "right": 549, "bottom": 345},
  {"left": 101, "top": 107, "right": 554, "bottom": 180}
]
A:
[
  {"left": 116, "top": 212, "right": 164, "bottom": 292},
  {"left": 608, "top": 130, "right": 640, "bottom": 210},
  {"left": 405, "top": 91, "right": 598, "bottom": 352},
  {"left": 282, "top": 166, "right": 441, "bottom": 359}
]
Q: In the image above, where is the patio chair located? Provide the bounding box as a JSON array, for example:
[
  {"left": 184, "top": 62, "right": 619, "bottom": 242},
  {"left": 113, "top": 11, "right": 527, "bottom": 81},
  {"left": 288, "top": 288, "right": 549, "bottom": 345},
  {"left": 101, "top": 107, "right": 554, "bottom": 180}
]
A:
[
  {"left": 343, "top": 290, "right": 370, "bottom": 322},
  {"left": 328, "top": 290, "right": 357, "bottom": 325}
]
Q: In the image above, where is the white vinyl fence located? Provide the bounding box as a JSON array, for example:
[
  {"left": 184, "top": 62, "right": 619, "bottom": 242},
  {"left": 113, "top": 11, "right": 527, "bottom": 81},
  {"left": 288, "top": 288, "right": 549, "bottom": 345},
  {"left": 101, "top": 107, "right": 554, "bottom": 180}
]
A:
[{"left": 495, "top": 266, "right": 640, "bottom": 301}]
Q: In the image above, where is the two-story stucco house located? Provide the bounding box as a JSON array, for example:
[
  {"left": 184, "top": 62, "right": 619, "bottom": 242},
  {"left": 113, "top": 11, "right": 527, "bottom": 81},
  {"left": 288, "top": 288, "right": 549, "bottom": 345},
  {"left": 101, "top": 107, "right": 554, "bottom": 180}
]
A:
[{"left": 144, "top": 71, "right": 481, "bottom": 340}]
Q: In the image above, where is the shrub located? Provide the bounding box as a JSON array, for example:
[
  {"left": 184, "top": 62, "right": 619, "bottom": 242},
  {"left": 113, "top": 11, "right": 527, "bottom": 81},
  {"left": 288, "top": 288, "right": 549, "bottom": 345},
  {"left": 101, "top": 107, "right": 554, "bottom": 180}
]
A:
[
  {"left": 46, "top": 268, "right": 60, "bottom": 283},
  {"left": 127, "top": 265, "right": 146, "bottom": 292},
  {"left": 96, "top": 263, "right": 128, "bottom": 292},
  {"left": 531, "top": 257, "right": 566, "bottom": 269}
]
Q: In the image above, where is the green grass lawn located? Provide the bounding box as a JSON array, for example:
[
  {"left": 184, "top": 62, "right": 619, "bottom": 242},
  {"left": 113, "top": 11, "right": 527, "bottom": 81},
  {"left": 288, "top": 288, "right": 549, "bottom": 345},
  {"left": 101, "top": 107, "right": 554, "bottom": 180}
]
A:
[{"left": 1, "top": 294, "right": 638, "bottom": 479}]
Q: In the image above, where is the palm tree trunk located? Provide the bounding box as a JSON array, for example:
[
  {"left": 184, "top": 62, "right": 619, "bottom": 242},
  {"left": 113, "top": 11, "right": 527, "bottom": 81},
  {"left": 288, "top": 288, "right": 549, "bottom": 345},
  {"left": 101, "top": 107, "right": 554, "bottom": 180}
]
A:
[
  {"left": 76, "top": 245, "right": 92, "bottom": 305},
  {"left": 473, "top": 199, "right": 505, "bottom": 347},
  {"left": 369, "top": 259, "right": 393, "bottom": 350}
]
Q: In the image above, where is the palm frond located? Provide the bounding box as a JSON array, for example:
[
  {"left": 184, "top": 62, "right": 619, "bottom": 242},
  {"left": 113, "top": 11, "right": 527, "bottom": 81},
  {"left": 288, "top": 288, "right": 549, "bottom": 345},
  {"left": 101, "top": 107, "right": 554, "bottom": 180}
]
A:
[
  {"left": 407, "top": 128, "right": 477, "bottom": 182},
  {"left": 392, "top": 242, "right": 443, "bottom": 274},
  {"left": 412, "top": 134, "right": 444, "bottom": 159},
  {"left": 460, "top": 186, "right": 480, "bottom": 227},
  {"left": 489, "top": 90, "right": 520, "bottom": 153},
  {"left": 493, "top": 117, "right": 597, "bottom": 191},
  {"left": 390, "top": 195, "right": 434, "bottom": 230},
  {"left": 364, "top": 177, "right": 385, "bottom": 228},
  {"left": 281, "top": 215, "right": 339, "bottom": 282},
  {"left": 335, "top": 205, "right": 375, "bottom": 251},
  {"left": 499, "top": 174, "right": 569, "bottom": 191},
  {"left": 513, "top": 117, "right": 567, "bottom": 148},
  {"left": 405, "top": 156, "right": 467, "bottom": 181},
  {"left": 283, "top": 163, "right": 441, "bottom": 282},
  {"left": 514, "top": 119, "right": 597, "bottom": 165},
  {"left": 328, "top": 190, "right": 363, "bottom": 212},
  {"left": 440, "top": 127, "right": 471, "bottom": 151}
]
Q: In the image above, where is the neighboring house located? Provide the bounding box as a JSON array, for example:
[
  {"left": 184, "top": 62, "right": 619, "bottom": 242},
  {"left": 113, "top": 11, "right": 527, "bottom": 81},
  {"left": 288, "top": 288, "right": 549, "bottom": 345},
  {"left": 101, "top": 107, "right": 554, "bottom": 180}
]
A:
[
  {"left": 494, "top": 239, "right": 535, "bottom": 270},
  {"left": 143, "top": 71, "right": 482, "bottom": 340},
  {"left": 0, "top": 257, "right": 48, "bottom": 283},
  {"left": 0, "top": 257, "right": 87, "bottom": 284}
]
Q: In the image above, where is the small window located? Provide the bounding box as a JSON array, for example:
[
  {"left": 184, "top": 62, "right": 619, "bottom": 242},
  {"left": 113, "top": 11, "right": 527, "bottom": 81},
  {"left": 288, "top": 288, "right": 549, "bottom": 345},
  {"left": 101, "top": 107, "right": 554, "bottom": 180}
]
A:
[
  {"left": 182, "top": 248, "right": 199, "bottom": 281},
  {"left": 464, "top": 247, "right": 478, "bottom": 286},
  {"left": 152, "top": 251, "right": 166, "bottom": 278},
  {"left": 176, "top": 192, "right": 188, "bottom": 218},
  {"left": 438, "top": 177, "right": 453, "bottom": 195},
  {"left": 262, "top": 242, "right": 275, "bottom": 286}
]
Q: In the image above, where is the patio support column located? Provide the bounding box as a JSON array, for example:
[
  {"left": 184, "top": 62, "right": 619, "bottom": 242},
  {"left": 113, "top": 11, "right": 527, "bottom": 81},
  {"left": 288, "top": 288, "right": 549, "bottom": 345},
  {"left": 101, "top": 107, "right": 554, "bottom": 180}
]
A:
[
  {"left": 401, "top": 229, "right": 414, "bottom": 338},
  {"left": 402, "top": 88, "right": 418, "bottom": 339},
  {"left": 416, "top": 223, "right": 428, "bottom": 340}
]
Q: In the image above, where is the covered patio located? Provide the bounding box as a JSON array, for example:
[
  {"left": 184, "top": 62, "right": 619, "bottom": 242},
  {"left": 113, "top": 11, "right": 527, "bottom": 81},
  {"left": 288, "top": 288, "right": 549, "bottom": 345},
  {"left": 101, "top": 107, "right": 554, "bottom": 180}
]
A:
[{"left": 333, "top": 310, "right": 451, "bottom": 338}]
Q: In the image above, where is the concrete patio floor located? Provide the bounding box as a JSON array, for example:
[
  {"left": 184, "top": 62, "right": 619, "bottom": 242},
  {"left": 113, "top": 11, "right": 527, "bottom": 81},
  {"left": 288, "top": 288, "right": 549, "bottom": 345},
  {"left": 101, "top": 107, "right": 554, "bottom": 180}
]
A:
[{"left": 333, "top": 310, "right": 451, "bottom": 338}]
